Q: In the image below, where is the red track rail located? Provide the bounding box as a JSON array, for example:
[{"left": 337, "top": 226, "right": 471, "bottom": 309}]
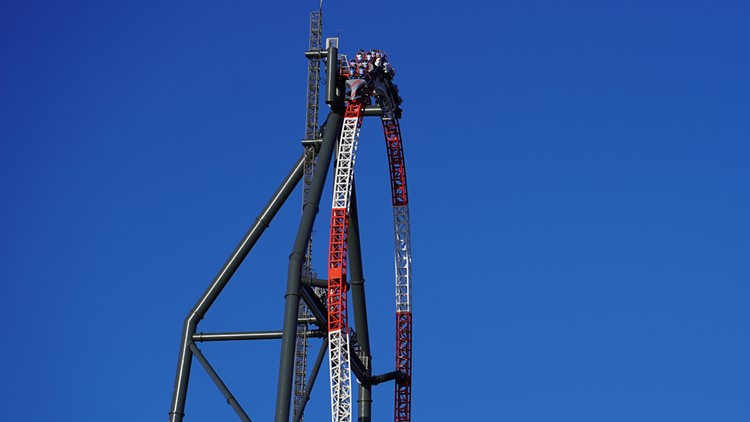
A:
[{"left": 382, "top": 118, "right": 412, "bottom": 422}]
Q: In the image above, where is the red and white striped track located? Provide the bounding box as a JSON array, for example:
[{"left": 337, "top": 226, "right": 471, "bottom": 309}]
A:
[
  {"left": 327, "top": 90, "right": 413, "bottom": 422},
  {"left": 382, "top": 118, "right": 413, "bottom": 422},
  {"left": 327, "top": 100, "right": 365, "bottom": 422}
]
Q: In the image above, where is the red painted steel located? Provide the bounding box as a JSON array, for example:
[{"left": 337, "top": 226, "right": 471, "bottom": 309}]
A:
[
  {"left": 345, "top": 101, "right": 364, "bottom": 119},
  {"left": 327, "top": 208, "right": 349, "bottom": 333},
  {"left": 327, "top": 81, "right": 413, "bottom": 422},
  {"left": 382, "top": 119, "right": 409, "bottom": 206},
  {"left": 394, "top": 312, "right": 412, "bottom": 422},
  {"left": 383, "top": 117, "right": 412, "bottom": 421}
]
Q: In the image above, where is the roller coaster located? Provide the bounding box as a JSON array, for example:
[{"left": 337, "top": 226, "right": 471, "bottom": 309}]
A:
[{"left": 167, "top": 8, "right": 412, "bottom": 422}]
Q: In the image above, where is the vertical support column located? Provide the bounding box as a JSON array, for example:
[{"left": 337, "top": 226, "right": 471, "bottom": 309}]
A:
[
  {"left": 347, "top": 186, "right": 373, "bottom": 421},
  {"left": 325, "top": 45, "right": 339, "bottom": 105},
  {"left": 295, "top": 10, "right": 324, "bottom": 417},
  {"left": 292, "top": 338, "right": 330, "bottom": 422},
  {"left": 275, "top": 103, "right": 344, "bottom": 422}
]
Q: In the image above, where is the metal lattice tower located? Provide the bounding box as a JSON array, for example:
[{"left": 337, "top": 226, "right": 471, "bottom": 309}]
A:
[
  {"left": 304, "top": 9, "right": 322, "bottom": 145},
  {"left": 293, "top": 7, "right": 323, "bottom": 420}
]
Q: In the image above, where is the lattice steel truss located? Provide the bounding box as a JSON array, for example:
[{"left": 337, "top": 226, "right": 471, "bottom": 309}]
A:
[
  {"left": 294, "top": 8, "right": 324, "bottom": 420},
  {"left": 326, "top": 100, "right": 365, "bottom": 422},
  {"left": 384, "top": 124, "right": 413, "bottom": 422}
]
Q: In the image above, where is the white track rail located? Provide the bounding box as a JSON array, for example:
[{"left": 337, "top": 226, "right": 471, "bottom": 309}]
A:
[{"left": 327, "top": 101, "right": 364, "bottom": 422}]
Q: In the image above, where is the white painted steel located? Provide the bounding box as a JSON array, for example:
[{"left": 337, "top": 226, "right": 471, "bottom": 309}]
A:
[
  {"left": 328, "top": 329, "right": 352, "bottom": 422},
  {"left": 392, "top": 205, "right": 412, "bottom": 313},
  {"left": 331, "top": 115, "right": 361, "bottom": 210},
  {"left": 328, "top": 105, "right": 362, "bottom": 422}
]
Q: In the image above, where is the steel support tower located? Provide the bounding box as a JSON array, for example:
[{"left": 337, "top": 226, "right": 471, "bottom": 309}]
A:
[
  {"left": 167, "top": 11, "right": 413, "bottom": 422},
  {"left": 294, "top": 8, "right": 324, "bottom": 420}
]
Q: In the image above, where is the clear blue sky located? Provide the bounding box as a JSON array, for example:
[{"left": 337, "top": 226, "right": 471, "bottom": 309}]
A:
[{"left": 1, "top": 1, "right": 749, "bottom": 421}]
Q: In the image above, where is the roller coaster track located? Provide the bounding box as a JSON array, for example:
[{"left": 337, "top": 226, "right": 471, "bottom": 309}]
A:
[
  {"left": 326, "top": 61, "right": 412, "bottom": 422},
  {"left": 166, "top": 39, "right": 412, "bottom": 422}
]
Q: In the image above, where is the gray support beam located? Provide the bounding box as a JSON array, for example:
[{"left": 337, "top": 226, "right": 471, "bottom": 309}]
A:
[
  {"left": 363, "top": 106, "right": 383, "bottom": 116},
  {"left": 189, "top": 343, "right": 253, "bottom": 422},
  {"left": 296, "top": 316, "right": 319, "bottom": 326},
  {"left": 300, "top": 285, "right": 328, "bottom": 328},
  {"left": 325, "top": 45, "right": 339, "bottom": 105},
  {"left": 347, "top": 185, "right": 373, "bottom": 420},
  {"left": 291, "top": 338, "right": 329, "bottom": 422},
  {"left": 301, "top": 277, "right": 329, "bottom": 289},
  {"left": 193, "top": 330, "right": 325, "bottom": 342},
  {"left": 275, "top": 98, "right": 344, "bottom": 421},
  {"left": 304, "top": 49, "right": 327, "bottom": 59},
  {"left": 348, "top": 339, "right": 369, "bottom": 384},
  {"left": 168, "top": 152, "right": 307, "bottom": 422},
  {"left": 370, "top": 370, "right": 406, "bottom": 386}
]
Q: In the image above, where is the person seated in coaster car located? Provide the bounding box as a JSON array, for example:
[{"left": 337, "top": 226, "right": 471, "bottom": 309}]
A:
[{"left": 357, "top": 65, "right": 367, "bottom": 79}]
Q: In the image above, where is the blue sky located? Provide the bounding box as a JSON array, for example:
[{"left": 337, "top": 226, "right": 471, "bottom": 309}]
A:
[{"left": 1, "top": 1, "right": 749, "bottom": 421}]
